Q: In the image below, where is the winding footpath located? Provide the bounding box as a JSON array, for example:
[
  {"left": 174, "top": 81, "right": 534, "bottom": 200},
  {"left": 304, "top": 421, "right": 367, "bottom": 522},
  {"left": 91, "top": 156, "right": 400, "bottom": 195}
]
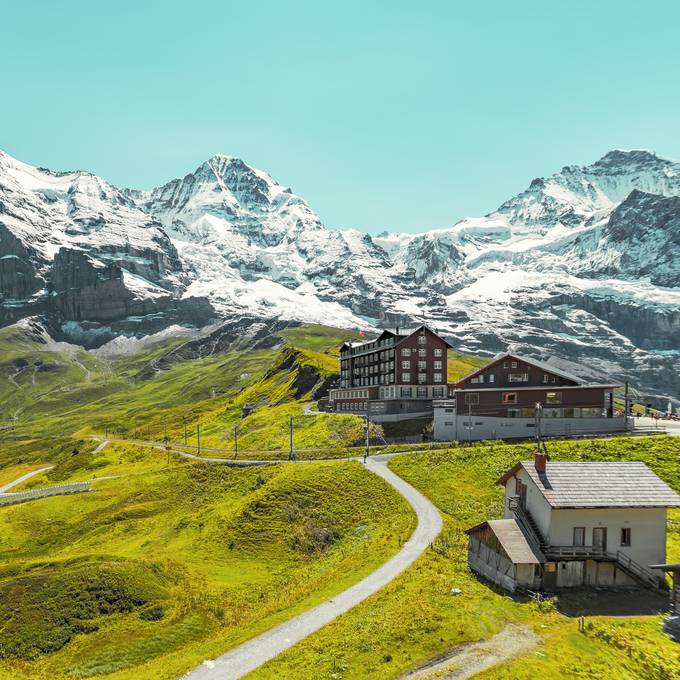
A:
[
  {"left": 0, "top": 466, "right": 53, "bottom": 494},
  {"left": 183, "top": 454, "right": 442, "bottom": 680}
]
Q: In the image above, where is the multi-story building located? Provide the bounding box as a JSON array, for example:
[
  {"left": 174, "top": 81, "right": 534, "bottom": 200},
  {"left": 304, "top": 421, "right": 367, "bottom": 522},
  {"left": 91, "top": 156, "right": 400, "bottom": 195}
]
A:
[
  {"left": 328, "top": 325, "right": 452, "bottom": 422},
  {"left": 465, "top": 453, "right": 680, "bottom": 593},
  {"left": 434, "top": 352, "right": 626, "bottom": 441}
]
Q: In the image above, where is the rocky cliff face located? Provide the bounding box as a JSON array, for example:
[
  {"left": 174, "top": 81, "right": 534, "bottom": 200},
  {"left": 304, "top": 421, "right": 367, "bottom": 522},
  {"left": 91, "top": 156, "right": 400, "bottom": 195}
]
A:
[{"left": 1, "top": 147, "right": 678, "bottom": 405}]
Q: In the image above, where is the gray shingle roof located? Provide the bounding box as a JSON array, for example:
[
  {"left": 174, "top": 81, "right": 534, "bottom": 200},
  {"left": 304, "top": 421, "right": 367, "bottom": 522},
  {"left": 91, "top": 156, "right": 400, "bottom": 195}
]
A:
[
  {"left": 521, "top": 461, "right": 680, "bottom": 508},
  {"left": 486, "top": 519, "right": 545, "bottom": 564}
]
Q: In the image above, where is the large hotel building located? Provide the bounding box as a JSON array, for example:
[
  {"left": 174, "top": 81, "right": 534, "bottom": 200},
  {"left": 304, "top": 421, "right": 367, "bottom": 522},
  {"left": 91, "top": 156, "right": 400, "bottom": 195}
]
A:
[{"left": 327, "top": 325, "right": 452, "bottom": 421}]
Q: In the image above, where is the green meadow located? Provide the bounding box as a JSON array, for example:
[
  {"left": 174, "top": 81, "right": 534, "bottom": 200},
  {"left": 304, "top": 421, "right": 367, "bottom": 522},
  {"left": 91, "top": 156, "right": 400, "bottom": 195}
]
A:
[
  {"left": 0, "top": 441, "right": 414, "bottom": 679},
  {"left": 254, "top": 436, "right": 680, "bottom": 680},
  {"left": 1, "top": 319, "right": 679, "bottom": 680}
]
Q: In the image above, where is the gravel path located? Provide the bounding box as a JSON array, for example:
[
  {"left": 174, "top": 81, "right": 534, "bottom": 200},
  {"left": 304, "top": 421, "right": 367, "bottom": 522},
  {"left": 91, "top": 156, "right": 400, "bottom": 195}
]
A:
[
  {"left": 403, "top": 624, "right": 540, "bottom": 679},
  {"left": 182, "top": 456, "right": 443, "bottom": 680},
  {"left": 92, "top": 440, "right": 110, "bottom": 455},
  {"left": 0, "top": 466, "right": 54, "bottom": 493}
]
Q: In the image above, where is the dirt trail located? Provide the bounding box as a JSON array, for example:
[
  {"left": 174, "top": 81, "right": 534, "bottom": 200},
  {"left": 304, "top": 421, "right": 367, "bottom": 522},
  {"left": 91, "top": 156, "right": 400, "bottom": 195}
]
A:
[
  {"left": 7, "top": 367, "right": 26, "bottom": 388},
  {"left": 70, "top": 354, "right": 91, "bottom": 381},
  {"left": 403, "top": 624, "right": 540, "bottom": 680}
]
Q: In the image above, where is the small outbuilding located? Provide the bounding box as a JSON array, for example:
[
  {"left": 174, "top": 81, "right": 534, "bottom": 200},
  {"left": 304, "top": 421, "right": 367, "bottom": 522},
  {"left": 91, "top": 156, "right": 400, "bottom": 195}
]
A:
[{"left": 465, "top": 518, "right": 544, "bottom": 592}]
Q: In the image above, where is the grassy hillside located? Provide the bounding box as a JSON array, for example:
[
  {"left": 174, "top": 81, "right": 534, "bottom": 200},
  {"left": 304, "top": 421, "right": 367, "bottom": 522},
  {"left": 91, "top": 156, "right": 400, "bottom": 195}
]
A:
[
  {"left": 0, "top": 442, "right": 415, "bottom": 680},
  {"left": 1, "top": 321, "right": 486, "bottom": 455},
  {"left": 253, "top": 436, "right": 680, "bottom": 680}
]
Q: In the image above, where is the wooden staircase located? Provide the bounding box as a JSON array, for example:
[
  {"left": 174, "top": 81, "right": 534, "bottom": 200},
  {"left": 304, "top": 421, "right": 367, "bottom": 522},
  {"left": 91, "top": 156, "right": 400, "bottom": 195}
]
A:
[{"left": 508, "top": 497, "right": 666, "bottom": 593}]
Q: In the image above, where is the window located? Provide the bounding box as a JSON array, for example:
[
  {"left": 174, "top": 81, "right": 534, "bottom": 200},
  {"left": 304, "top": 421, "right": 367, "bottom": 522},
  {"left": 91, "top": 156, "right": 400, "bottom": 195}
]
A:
[
  {"left": 544, "top": 408, "right": 563, "bottom": 418},
  {"left": 417, "top": 386, "right": 427, "bottom": 398},
  {"left": 488, "top": 373, "right": 495, "bottom": 383},
  {"left": 418, "top": 361, "right": 427, "bottom": 370},
  {"left": 521, "top": 407, "right": 535, "bottom": 417},
  {"left": 508, "top": 373, "right": 528, "bottom": 383},
  {"left": 433, "top": 360, "right": 442, "bottom": 370},
  {"left": 418, "top": 348, "right": 426, "bottom": 357},
  {"left": 620, "top": 528, "right": 631, "bottom": 547},
  {"left": 418, "top": 372, "right": 427, "bottom": 383},
  {"left": 581, "top": 407, "right": 601, "bottom": 418},
  {"left": 434, "top": 373, "right": 442, "bottom": 383},
  {"left": 433, "top": 387, "right": 445, "bottom": 398},
  {"left": 401, "top": 360, "right": 411, "bottom": 369},
  {"left": 508, "top": 409, "right": 520, "bottom": 418},
  {"left": 401, "top": 348, "right": 411, "bottom": 356},
  {"left": 444, "top": 421, "right": 454, "bottom": 426},
  {"left": 464, "top": 392, "right": 479, "bottom": 405},
  {"left": 502, "top": 361, "right": 508, "bottom": 368},
  {"left": 401, "top": 372, "right": 411, "bottom": 382},
  {"left": 546, "top": 392, "right": 561, "bottom": 404},
  {"left": 511, "top": 361, "right": 517, "bottom": 368},
  {"left": 444, "top": 407, "right": 454, "bottom": 413},
  {"left": 418, "top": 335, "right": 426, "bottom": 345},
  {"left": 543, "top": 374, "right": 549, "bottom": 383},
  {"left": 434, "top": 348, "right": 442, "bottom": 357},
  {"left": 502, "top": 392, "right": 517, "bottom": 404},
  {"left": 400, "top": 387, "right": 412, "bottom": 397},
  {"left": 573, "top": 527, "right": 585, "bottom": 546}
]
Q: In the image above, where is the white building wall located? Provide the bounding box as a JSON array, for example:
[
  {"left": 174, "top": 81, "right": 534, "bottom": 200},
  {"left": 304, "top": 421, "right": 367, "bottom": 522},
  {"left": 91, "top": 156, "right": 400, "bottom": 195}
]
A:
[
  {"left": 548, "top": 507, "right": 668, "bottom": 569},
  {"left": 433, "top": 414, "right": 626, "bottom": 442},
  {"left": 503, "top": 467, "right": 553, "bottom": 540}
]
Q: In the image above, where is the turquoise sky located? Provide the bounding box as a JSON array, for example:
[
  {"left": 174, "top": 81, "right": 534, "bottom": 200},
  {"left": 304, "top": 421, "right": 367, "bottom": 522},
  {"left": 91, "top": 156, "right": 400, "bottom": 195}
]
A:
[{"left": 2, "top": 0, "right": 679, "bottom": 233}]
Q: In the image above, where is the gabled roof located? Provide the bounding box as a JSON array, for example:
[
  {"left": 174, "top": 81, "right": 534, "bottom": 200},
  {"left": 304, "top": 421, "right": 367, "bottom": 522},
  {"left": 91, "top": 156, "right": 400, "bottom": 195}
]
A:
[
  {"left": 465, "top": 518, "right": 545, "bottom": 564},
  {"left": 455, "top": 352, "right": 586, "bottom": 387},
  {"left": 395, "top": 324, "right": 454, "bottom": 349},
  {"left": 499, "top": 460, "right": 680, "bottom": 509}
]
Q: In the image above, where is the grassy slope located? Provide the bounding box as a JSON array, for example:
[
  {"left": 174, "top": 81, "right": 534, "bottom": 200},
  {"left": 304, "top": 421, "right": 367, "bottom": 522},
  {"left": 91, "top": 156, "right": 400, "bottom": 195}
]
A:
[
  {"left": 0, "top": 441, "right": 415, "bottom": 680},
  {"left": 1, "top": 322, "right": 487, "bottom": 457},
  {"left": 253, "top": 436, "right": 680, "bottom": 680}
]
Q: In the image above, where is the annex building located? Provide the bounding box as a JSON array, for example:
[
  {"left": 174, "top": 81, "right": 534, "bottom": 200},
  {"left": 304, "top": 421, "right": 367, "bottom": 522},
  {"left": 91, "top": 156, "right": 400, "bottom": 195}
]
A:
[
  {"left": 466, "top": 453, "right": 680, "bottom": 593},
  {"left": 433, "top": 352, "right": 626, "bottom": 441}
]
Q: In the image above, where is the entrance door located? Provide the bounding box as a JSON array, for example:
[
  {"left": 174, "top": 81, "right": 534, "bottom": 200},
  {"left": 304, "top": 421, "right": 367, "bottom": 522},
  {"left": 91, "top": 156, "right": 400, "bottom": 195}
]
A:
[
  {"left": 519, "top": 482, "right": 527, "bottom": 510},
  {"left": 593, "top": 527, "right": 607, "bottom": 553}
]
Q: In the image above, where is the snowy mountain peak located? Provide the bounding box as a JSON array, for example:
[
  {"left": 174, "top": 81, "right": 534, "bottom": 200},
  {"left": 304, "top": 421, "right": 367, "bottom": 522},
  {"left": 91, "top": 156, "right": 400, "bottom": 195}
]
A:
[
  {"left": 2, "top": 146, "right": 680, "bottom": 405},
  {"left": 491, "top": 148, "right": 680, "bottom": 230}
]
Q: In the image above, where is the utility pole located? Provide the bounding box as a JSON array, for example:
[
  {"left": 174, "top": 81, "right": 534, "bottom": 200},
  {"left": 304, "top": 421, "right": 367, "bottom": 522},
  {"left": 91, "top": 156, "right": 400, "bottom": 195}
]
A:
[
  {"left": 534, "top": 402, "right": 546, "bottom": 452},
  {"left": 234, "top": 426, "right": 239, "bottom": 459},
  {"left": 289, "top": 416, "right": 295, "bottom": 461},
  {"left": 364, "top": 412, "right": 370, "bottom": 463},
  {"left": 468, "top": 401, "right": 472, "bottom": 445},
  {"left": 624, "top": 381, "right": 630, "bottom": 428},
  {"left": 197, "top": 423, "right": 201, "bottom": 456}
]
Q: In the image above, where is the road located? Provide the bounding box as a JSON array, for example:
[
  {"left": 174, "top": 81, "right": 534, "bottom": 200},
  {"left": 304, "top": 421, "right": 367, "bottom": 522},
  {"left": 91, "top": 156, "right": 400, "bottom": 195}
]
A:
[
  {"left": 182, "top": 455, "right": 442, "bottom": 680},
  {"left": 0, "top": 466, "right": 53, "bottom": 494},
  {"left": 633, "top": 417, "right": 680, "bottom": 436}
]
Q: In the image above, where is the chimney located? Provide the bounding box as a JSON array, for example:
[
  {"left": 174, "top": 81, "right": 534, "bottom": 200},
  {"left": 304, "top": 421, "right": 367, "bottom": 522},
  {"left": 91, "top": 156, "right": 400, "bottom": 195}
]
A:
[
  {"left": 534, "top": 451, "right": 547, "bottom": 473},
  {"left": 396, "top": 325, "right": 399, "bottom": 336}
]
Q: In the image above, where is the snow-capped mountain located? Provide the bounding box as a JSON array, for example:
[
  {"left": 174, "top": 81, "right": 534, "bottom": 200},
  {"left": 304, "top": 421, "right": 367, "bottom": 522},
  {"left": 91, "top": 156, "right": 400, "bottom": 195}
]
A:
[{"left": 1, "top": 148, "right": 679, "bottom": 404}]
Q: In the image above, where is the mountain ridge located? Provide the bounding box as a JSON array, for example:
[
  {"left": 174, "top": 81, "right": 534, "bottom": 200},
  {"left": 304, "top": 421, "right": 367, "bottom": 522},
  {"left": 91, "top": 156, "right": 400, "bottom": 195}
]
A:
[{"left": 1, "top": 147, "right": 679, "bottom": 405}]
